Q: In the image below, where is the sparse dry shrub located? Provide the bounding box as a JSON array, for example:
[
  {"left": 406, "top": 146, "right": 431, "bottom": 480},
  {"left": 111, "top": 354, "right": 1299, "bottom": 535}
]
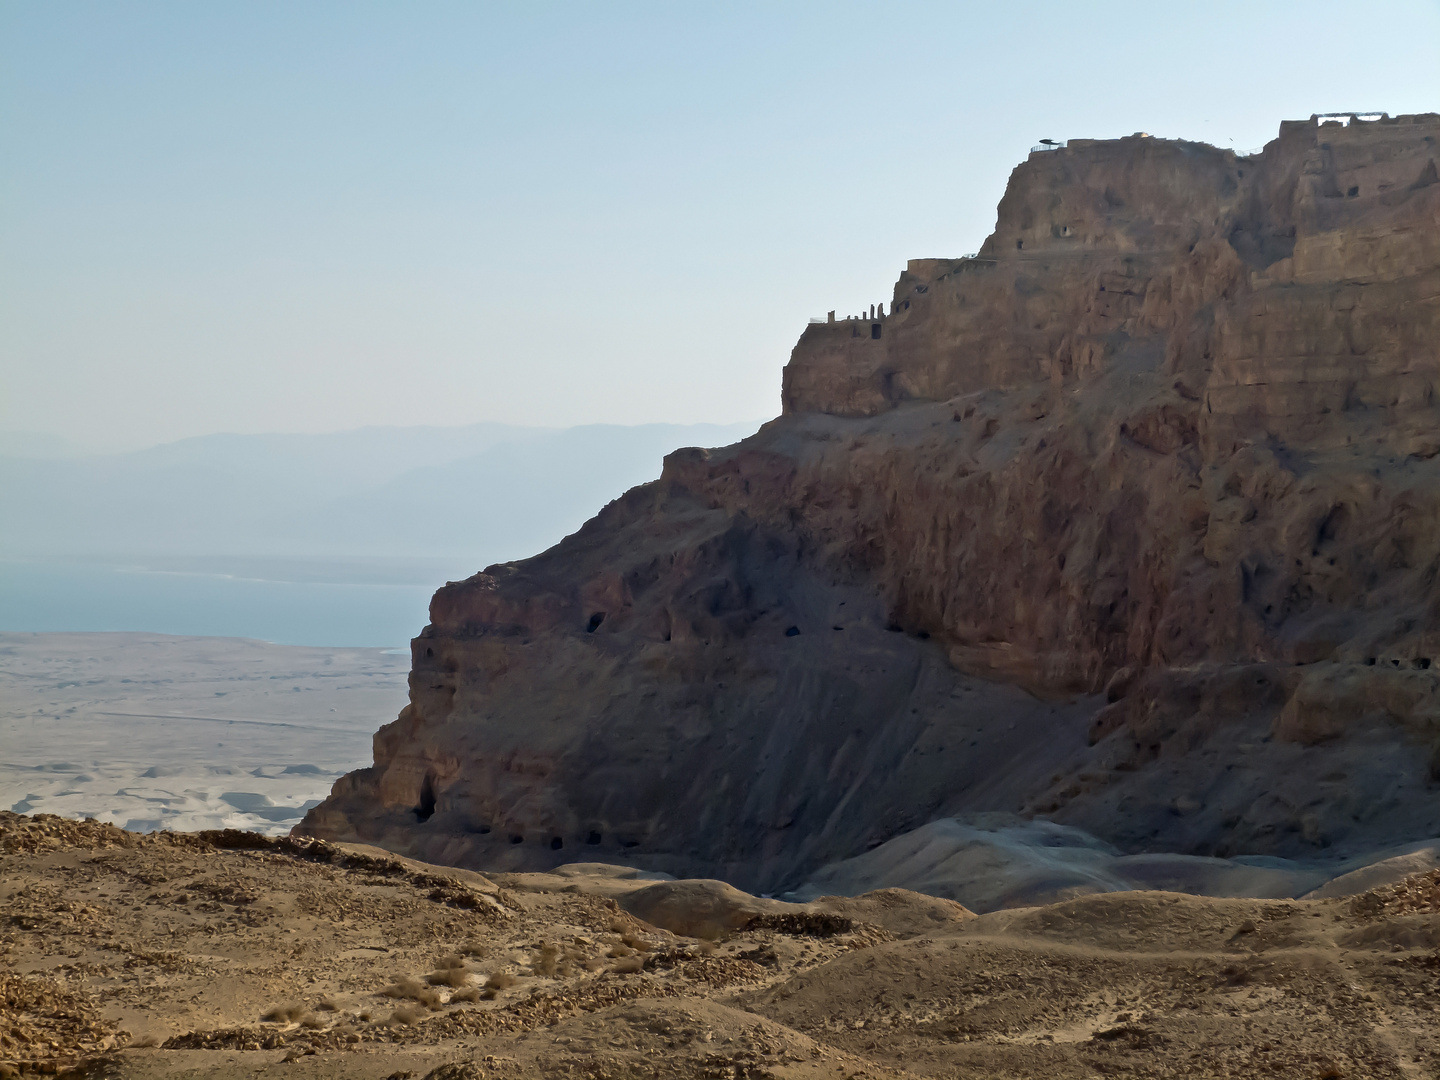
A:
[
  {"left": 607, "top": 944, "right": 634, "bottom": 959},
  {"left": 261, "top": 1003, "right": 308, "bottom": 1023},
  {"left": 457, "top": 940, "right": 487, "bottom": 957},
  {"left": 583, "top": 957, "right": 606, "bottom": 972},
  {"left": 697, "top": 940, "right": 717, "bottom": 956},
  {"left": 423, "top": 1063, "right": 487, "bottom": 1080},
  {"left": 298, "top": 1012, "right": 325, "bottom": 1030},
  {"left": 554, "top": 944, "right": 587, "bottom": 978},
  {"left": 316, "top": 999, "right": 340, "bottom": 1012},
  {"left": 609, "top": 955, "right": 644, "bottom": 974},
  {"left": 449, "top": 987, "right": 481, "bottom": 1003},
  {"left": 129, "top": 1033, "right": 162, "bottom": 1048},
  {"left": 386, "top": 1006, "right": 425, "bottom": 1026},
  {"left": 1220, "top": 964, "right": 1251, "bottom": 986},
  {"left": 620, "top": 934, "right": 652, "bottom": 952},
  {"left": 380, "top": 977, "right": 442, "bottom": 1009},
  {"left": 536, "top": 942, "right": 560, "bottom": 977},
  {"left": 436, "top": 953, "right": 469, "bottom": 969},
  {"left": 745, "top": 912, "right": 853, "bottom": 937},
  {"left": 425, "top": 967, "right": 472, "bottom": 988},
  {"left": 483, "top": 971, "right": 516, "bottom": 991}
]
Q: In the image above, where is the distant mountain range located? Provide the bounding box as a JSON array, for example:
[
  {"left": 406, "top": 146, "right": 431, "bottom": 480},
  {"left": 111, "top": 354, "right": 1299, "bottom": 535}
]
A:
[{"left": 0, "top": 421, "right": 762, "bottom": 571}]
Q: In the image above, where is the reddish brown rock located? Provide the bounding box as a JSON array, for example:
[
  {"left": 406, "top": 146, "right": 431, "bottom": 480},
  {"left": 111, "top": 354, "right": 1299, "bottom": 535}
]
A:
[{"left": 301, "top": 114, "right": 1440, "bottom": 890}]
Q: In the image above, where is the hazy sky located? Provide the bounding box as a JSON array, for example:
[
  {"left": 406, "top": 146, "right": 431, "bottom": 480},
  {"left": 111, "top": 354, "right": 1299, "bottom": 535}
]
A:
[{"left": 3, "top": 2, "right": 1438, "bottom": 452}]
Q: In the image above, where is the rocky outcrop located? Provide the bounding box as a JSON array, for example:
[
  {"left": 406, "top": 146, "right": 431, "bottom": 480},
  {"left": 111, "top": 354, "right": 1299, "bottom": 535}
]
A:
[{"left": 301, "top": 114, "right": 1440, "bottom": 892}]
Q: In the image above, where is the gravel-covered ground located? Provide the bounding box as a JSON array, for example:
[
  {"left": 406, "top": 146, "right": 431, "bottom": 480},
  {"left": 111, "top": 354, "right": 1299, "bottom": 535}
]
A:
[{"left": 4, "top": 812, "right": 1440, "bottom": 1078}]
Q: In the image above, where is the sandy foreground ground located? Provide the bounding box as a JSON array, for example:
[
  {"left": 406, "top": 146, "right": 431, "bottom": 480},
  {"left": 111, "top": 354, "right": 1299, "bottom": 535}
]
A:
[
  {"left": 4, "top": 812, "right": 1440, "bottom": 1080},
  {"left": 0, "top": 633, "right": 410, "bottom": 834}
]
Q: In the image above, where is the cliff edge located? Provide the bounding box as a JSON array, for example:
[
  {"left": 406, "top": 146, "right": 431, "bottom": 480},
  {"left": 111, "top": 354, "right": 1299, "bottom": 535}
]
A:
[{"left": 300, "top": 114, "right": 1440, "bottom": 895}]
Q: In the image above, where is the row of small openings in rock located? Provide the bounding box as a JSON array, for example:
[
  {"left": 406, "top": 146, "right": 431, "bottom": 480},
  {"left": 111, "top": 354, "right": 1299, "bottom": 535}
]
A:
[
  {"left": 1365, "top": 656, "right": 1432, "bottom": 669},
  {"left": 850, "top": 321, "right": 882, "bottom": 339},
  {"left": 473, "top": 829, "right": 639, "bottom": 850},
  {"left": 506, "top": 835, "right": 642, "bottom": 852},
  {"left": 411, "top": 790, "right": 637, "bottom": 850}
]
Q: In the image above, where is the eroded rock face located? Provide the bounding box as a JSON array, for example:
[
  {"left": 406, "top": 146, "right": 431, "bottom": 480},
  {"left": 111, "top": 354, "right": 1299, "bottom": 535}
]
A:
[{"left": 301, "top": 114, "right": 1440, "bottom": 890}]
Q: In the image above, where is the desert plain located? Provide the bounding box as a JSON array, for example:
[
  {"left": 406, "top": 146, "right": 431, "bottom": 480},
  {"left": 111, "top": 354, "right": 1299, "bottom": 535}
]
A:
[{"left": 0, "top": 632, "right": 409, "bottom": 835}]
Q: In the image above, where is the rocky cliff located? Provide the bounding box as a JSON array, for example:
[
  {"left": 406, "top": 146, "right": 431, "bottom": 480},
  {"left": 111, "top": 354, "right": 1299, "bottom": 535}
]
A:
[{"left": 301, "top": 113, "right": 1440, "bottom": 894}]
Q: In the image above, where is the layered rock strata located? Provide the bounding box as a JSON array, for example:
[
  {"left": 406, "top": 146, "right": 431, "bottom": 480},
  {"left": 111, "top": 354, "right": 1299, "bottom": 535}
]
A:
[{"left": 302, "top": 114, "right": 1440, "bottom": 893}]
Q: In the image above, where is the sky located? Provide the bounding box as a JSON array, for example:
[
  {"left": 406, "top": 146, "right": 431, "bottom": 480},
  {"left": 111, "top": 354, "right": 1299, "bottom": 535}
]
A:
[{"left": 2, "top": 1, "right": 1438, "bottom": 454}]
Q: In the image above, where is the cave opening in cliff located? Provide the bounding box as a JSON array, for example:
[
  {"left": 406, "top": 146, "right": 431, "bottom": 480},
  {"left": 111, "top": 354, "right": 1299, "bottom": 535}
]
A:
[
  {"left": 413, "top": 773, "right": 437, "bottom": 822},
  {"left": 871, "top": 323, "right": 881, "bottom": 339},
  {"left": 587, "top": 612, "right": 605, "bottom": 633}
]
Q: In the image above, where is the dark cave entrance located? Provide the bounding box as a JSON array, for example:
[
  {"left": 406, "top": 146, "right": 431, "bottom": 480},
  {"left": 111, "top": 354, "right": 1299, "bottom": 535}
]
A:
[{"left": 413, "top": 773, "right": 437, "bottom": 822}]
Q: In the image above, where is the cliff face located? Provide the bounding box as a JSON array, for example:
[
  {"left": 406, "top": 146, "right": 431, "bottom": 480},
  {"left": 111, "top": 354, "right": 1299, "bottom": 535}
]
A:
[{"left": 301, "top": 114, "right": 1440, "bottom": 891}]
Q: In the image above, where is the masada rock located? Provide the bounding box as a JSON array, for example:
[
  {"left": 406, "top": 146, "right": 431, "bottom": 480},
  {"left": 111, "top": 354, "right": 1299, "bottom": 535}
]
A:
[{"left": 301, "top": 114, "right": 1440, "bottom": 896}]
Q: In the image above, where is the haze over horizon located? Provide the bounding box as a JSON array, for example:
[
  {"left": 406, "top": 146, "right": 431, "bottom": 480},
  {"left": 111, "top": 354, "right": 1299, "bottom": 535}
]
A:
[
  {"left": 0, "top": 418, "right": 762, "bottom": 644},
  {"left": 3, "top": 1, "right": 1438, "bottom": 454}
]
